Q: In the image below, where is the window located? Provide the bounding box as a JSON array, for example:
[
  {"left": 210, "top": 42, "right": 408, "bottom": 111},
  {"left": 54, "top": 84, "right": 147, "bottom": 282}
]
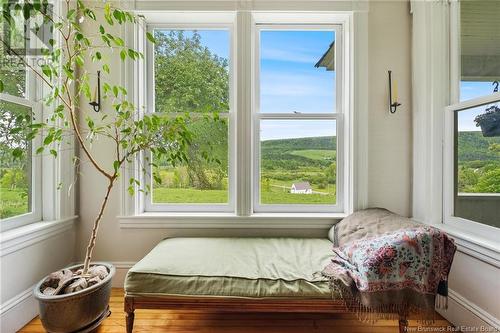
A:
[
  {"left": 0, "top": 48, "right": 42, "bottom": 230},
  {"left": 145, "top": 26, "right": 234, "bottom": 212},
  {"left": 137, "top": 12, "right": 351, "bottom": 217},
  {"left": 444, "top": 0, "right": 500, "bottom": 238},
  {"left": 254, "top": 27, "right": 343, "bottom": 213}
]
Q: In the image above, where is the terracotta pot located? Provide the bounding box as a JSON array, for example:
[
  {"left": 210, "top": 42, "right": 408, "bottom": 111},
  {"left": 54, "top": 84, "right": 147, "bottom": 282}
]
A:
[{"left": 33, "top": 262, "right": 115, "bottom": 333}]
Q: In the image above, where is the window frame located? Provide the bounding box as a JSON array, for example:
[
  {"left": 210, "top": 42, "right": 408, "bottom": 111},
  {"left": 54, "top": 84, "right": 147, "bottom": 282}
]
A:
[
  {"left": 443, "top": 93, "right": 500, "bottom": 242},
  {"left": 0, "top": 65, "right": 43, "bottom": 231},
  {"left": 122, "top": 8, "right": 365, "bottom": 223},
  {"left": 142, "top": 22, "right": 236, "bottom": 213},
  {"left": 252, "top": 24, "right": 344, "bottom": 213},
  {"left": 442, "top": 0, "right": 500, "bottom": 242}
]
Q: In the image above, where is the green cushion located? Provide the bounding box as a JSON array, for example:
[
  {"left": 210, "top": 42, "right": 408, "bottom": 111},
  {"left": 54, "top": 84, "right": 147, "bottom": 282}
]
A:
[{"left": 125, "top": 237, "right": 335, "bottom": 299}]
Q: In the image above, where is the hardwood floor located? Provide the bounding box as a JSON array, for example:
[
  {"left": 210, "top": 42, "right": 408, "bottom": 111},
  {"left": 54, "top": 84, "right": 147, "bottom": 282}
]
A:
[{"left": 19, "top": 289, "right": 453, "bottom": 333}]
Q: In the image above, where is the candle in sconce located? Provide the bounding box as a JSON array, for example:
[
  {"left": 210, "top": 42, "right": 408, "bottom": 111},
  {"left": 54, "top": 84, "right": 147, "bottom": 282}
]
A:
[
  {"left": 393, "top": 79, "right": 398, "bottom": 104},
  {"left": 92, "top": 86, "right": 97, "bottom": 102}
]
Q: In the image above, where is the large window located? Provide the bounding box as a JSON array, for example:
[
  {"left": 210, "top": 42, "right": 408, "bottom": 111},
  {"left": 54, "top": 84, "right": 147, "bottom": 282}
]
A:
[
  {"left": 444, "top": 0, "right": 500, "bottom": 237},
  {"left": 254, "top": 27, "right": 342, "bottom": 213},
  {"left": 145, "top": 27, "right": 233, "bottom": 212},
  {"left": 140, "top": 13, "right": 350, "bottom": 216},
  {"left": 0, "top": 47, "right": 41, "bottom": 230}
]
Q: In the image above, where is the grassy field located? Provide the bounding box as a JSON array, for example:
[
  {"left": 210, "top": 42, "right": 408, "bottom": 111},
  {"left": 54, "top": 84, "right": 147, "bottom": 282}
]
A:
[
  {"left": 0, "top": 188, "right": 29, "bottom": 219},
  {"left": 152, "top": 186, "right": 336, "bottom": 205},
  {"left": 289, "top": 149, "right": 336, "bottom": 161},
  {"left": 152, "top": 187, "right": 228, "bottom": 203},
  {"left": 261, "top": 183, "right": 336, "bottom": 204}
]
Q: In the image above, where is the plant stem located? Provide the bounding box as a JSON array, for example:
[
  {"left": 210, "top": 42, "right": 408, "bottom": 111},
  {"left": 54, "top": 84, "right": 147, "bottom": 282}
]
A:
[{"left": 82, "top": 177, "right": 115, "bottom": 274}]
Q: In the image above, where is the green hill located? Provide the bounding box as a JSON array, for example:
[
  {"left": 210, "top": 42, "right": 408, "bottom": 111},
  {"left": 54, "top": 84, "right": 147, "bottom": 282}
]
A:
[
  {"left": 261, "top": 136, "right": 336, "bottom": 151},
  {"left": 261, "top": 136, "right": 336, "bottom": 170},
  {"left": 457, "top": 131, "right": 500, "bottom": 164}
]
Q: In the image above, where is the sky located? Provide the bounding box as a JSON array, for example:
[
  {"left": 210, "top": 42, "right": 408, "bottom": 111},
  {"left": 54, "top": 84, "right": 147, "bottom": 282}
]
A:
[
  {"left": 163, "top": 29, "right": 337, "bottom": 141},
  {"left": 458, "top": 81, "right": 499, "bottom": 132}
]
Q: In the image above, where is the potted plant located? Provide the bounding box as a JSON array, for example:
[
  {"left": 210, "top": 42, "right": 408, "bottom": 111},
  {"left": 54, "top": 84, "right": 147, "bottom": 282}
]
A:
[
  {"left": 0, "top": 1, "right": 214, "bottom": 331},
  {"left": 475, "top": 105, "right": 500, "bottom": 137}
]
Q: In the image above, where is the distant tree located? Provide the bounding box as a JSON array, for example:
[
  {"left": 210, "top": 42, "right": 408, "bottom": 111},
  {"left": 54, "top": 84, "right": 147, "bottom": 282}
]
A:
[
  {"left": 154, "top": 31, "right": 229, "bottom": 189},
  {"left": 325, "top": 162, "right": 336, "bottom": 184},
  {"left": 474, "top": 168, "right": 500, "bottom": 193},
  {"left": 489, "top": 143, "right": 500, "bottom": 154},
  {"left": 1, "top": 168, "right": 27, "bottom": 189},
  {"left": 457, "top": 166, "right": 479, "bottom": 192}
]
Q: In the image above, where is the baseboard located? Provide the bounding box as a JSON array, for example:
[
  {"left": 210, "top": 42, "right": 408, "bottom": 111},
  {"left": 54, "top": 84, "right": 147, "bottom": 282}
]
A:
[
  {"left": 110, "top": 261, "right": 135, "bottom": 288},
  {"left": 438, "top": 289, "right": 500, "bottom": 330},
  {"left": 0, "top": 286, "right": 38, "bottom": 333}
]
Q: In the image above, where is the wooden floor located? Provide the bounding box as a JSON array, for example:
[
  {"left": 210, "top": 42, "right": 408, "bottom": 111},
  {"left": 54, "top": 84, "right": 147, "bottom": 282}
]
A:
[{"left": 20, "top": 289, "right": 453, "bottom": 333}]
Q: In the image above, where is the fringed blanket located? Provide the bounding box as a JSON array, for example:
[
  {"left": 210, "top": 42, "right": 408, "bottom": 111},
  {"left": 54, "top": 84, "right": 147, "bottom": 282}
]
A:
[{"left": 322, "top": 208, "right": 456, "bottom": 323}]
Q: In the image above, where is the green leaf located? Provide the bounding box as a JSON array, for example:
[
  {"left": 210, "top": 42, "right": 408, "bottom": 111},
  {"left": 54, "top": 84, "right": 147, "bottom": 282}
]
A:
[
  {"left": 66, "top": 9, "right": 76, "bottom": 19},
  {"left": 50, "top": 149, "right": 58, "bottom": 158},
  {"left": 36, "top": 147, "right": 44, "bottom": 154},
  {"left": 127, "top": 49, "right": 137, "bottom": 60},
  {"left": 0, "top": 80, "right": 4, "bottom": 92},
  {"left": 12, "top": 147, "right": 23, "bottom": 158},
  {"left": 75, "top": 55, "right": 84, "bottom": 67},
  {"left": 102, "top": 64, "right": 110, "bottom": 74},
  {"left": 146, "top": 32, "right": 156, "bottom": 44},
  {"left": 44, "top": 134, "right": 54, "bottom": 145},
  {"left": 113, "top": 160, "right": 120, "bottom": 172},
  {"left": 41, "top": 64, "right": 52, "bottom": 79},
  {"left": 127, "top": 185, "right": 135, "bottom": 196},
  {"left": 120, "top": 50, "right": 126, "bottom": 61}
]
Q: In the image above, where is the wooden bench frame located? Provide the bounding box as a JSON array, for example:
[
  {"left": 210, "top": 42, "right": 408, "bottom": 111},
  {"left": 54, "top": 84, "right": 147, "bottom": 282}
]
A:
[{"left": 124, "top": 294, "right": 410, "bottom": 333}]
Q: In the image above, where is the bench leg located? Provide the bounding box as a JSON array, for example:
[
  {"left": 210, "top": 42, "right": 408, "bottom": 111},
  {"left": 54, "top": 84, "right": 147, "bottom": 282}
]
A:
[
  {"left": 126, "top": 310, "right": 135, "bottom": 333},
  {"left": 124, "top": 296, "right": 135, "bottom": 333},
  {"left": 398, "top": 318, "right": 408, "bottom": 333}
]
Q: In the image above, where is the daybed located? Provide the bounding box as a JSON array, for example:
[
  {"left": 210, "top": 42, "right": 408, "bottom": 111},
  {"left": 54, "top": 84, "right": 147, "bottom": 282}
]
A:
[{"left": 124, "top": 237, "right": 410, "bottom": 333}]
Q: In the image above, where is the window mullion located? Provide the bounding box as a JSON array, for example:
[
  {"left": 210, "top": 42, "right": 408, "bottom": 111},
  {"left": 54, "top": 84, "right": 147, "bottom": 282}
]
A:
[{"left": 235, "top": 11, "right": 253, "bottom": 217}]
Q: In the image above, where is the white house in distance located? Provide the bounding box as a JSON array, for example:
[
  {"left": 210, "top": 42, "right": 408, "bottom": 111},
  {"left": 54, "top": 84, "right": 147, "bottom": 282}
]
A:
[{"left": 290, "top": 182, "right": 313, "bottom": 194}]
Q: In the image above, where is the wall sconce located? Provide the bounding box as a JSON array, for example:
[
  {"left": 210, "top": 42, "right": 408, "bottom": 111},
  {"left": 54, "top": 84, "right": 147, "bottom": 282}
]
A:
[
  {"left": 388, "top": 70, "right": 401, "bottom": 114},
  {"left": 89, "top": 71, "right": 101, "bottom": 113}
]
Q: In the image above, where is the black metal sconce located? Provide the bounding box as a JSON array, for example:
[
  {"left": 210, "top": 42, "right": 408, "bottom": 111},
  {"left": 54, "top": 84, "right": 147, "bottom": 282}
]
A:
[
  {"left": 388, "top": 70, "right": 401, "bottom": 114},
  {"left": 89, "top": 71, "right": 101, "bottom": 112}
]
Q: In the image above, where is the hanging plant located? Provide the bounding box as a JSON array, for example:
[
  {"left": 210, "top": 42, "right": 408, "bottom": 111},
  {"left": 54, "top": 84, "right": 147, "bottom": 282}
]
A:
[{"left": 474, "top": 105, "right": 500, "bottom": 137}]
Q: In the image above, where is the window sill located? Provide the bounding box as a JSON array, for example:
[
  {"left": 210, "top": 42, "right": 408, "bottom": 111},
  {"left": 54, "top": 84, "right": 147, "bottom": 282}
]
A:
[
  {"left": 118, "top": 212, "right": 345, "bottom": 229},
  {"left": 0, "top": 216, "right": 77, "bottom": 257},
  {"left": 436, "top": 223, "right": 500, "bottom": 268}
]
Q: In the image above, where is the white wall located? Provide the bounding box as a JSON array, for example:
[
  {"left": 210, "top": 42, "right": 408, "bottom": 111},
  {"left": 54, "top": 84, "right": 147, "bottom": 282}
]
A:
[
  {"left": 367, "top": 1, "right": 412, "bottom": 217},
  {"left": 75, "top": 0, "right": 414, "bottom": 273},
  {"left": 0, "top": 223, "right": 75, "bottom": 332},
  {"left": 440, "top": 250, "right": 500, "bottom": 328}
]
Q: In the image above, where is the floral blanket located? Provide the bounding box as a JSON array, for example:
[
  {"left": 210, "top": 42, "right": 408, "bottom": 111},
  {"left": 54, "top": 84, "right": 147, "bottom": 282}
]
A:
[{"left": 322, "top": 209, "right": 456, "bottom": 322}]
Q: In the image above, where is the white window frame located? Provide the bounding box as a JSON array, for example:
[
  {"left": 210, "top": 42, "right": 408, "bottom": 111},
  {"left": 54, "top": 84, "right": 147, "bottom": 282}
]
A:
[
  {"left": 443, "top": 93, "right": 500, "bottom": 243},
  {"left": 120, "top": 5, "right": 369, "bottom": 226},
  {"left": 252, "top": 23, "right": 345, "bottom": 213},
  {"left": 0, "top": 63, "right": 43, "bottom": 231},
  {"left": 442, "top": 0, "right": 500, "bottom": 243},
  {"left": 0, "top": 0, "right": 76, "bottom": 231},
  {"left": 142, "top": 17, "right": 236, "bottom": 213}
]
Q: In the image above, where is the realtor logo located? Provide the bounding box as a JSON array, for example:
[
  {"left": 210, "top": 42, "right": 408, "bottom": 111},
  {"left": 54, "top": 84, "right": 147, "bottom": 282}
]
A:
[{"left": 1, "top": 0, "right": 53, "bottom": 56}]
